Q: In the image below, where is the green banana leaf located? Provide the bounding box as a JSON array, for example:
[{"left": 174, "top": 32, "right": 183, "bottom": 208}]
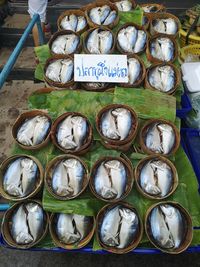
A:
[
  {"left": 113, "top": 87, "right": 176, "bottom": 121},
  {"left": 20, "top": 146, "right": 200, "bottom": 250},
  {"left": 9, "top": 88, "right": 200, "bottom": 250},
  {"left": 93, "top": 147, "right": 200, "bottom": 250},
  {"left": 34, "top": 44, "right": 51, "bottom": 81},
  {"left": 113, "top": 5, "right": 143, "bottom": 33}
]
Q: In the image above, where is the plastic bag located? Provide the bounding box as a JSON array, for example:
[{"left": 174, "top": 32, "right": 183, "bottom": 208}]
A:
[{"left": 186, "top": 92, "right": 200, "bottom": 128}]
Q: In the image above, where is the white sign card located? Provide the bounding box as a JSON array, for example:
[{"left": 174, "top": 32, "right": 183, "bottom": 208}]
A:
[{"left": 74, "top": 54, "right": 128, "bottom": 83}]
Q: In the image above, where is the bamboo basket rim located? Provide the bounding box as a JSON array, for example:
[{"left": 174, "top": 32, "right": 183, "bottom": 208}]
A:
[
  {"left": 89, "top": 155, "right": 134, "bottom": 202},
  {"left": 12, "top": 110, "right": 52, "bottom": 151},
  {"left": 49, "top": 30, "right": 82, "bottom": 56},
  {"left": 81, "top": 82, "right": 110, "bottom": 91},
  {"left": 51, "top": 111, "right": 93, "bottom": 155},
  {"left": 49, "top": 213, "right": 96, "bottom": 250},
  {"left": 150, "top": 12, "right": 181, "bottom": 37},
  {"left": 82, "top": 26, "right": 116, "bottom": 54},
  {"left": 96, "top": 201, "right": 143, "bottom": 254},
  {"left": 43, "top": 55, "right": 74, "bottom": 89},
  {"left": 140, "top": 3, "right": 166, "bottom": 14},
  {"left": 146, "top": 33, "right": 178, "bottom": 64},
  {"left": 134, "top": 154, "right": 178, "bottom": 200},
  {"left": 1, "top": 200, "right": 49, "bottom": 249},
  {"left": 96, "top": 103, "right": 138, "bottom": 146},
  {"left": 85, "top": 0, "right": 119, "bottom": 29},
  {"left": 57, "top": 9, "right": 88, "bottom": 34},
  {"left": 116, "top": 22, "right": 148, "bottom": 55},
  {"left": 120, "top": 54, "right": 146, "bottom": 88},
  {"left": 0, "top": 154, "right": 44, "bottom": 201},
  {"left": 139, "top": 118, "right": 180, "bottom": 156},
  {"left": 144, "top": 62, "right": 181, "bottom": 95},
  {"left": 45, "top": 154, "right": 89, "bottom": 200},
  {"left": 145, "top": 201, "right": 193, "bottom": 254}
]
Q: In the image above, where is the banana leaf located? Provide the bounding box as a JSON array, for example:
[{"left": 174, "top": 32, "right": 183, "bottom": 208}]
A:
[
  {"left": 29, "top": 90, "right": 114, "bottom": 140},
  {"left": 113, "top": 87, "right": 176, "bottom": 121},
  {"left": 93, "top": 147, "right": 200, "bottom": 250},
  {"left": 10, "top": 86, "right": 200, "bottom": 250},
  {"left": 113, "top": 5, "right": 143, "bottom": 33},
  {"left": 31, "top": 146, "right": 200, "bottom": 250},
  {"left": 42, "top": 141, "right": 121, "bottom": 215},
  {"left": 34, "top": 44, "right": 51, "bottom": 81}
]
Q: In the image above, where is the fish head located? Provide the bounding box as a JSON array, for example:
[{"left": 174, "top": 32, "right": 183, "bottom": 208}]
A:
[
  {"left": 63, "top": 159, "right": 77, "bottom": 169},
  {"left": 20, "top": 158, "right": 34, "bottom": 170},
  {"left": 6, "top": 184, "right": 22, "bottom": 196},
  {"left": 61, "top": 136, "right": 77, "bottom": 150},
  {"left": 104, "top": 160, "right": 121, "bottom": 170},
  {"left": 62, "top": 232, "right": 81, "bottom": 244},
  {"left": 119, "top": 208, "right": 137, "bottom": 224},
  {"left": 159, "top": 235, "right": 175, "bottom": 249},
  {"left": 16, "top": 232, "right": 33, "bottom": 244},
  {"left": 101, "top": 186, "right": 118, "bottom": 199},
  {"left": 160, "top": 205, "right": 176, "bottom": 218},
  {"left": 144, "top": 183, "right": 161, "bottom": 195},
  {"left": 103, "top": 232, "right": 120, "bottom": 247}
]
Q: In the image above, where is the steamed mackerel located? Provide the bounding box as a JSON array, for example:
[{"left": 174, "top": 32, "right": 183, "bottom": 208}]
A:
[
  {"left": 57, "top": 115, "right": 88, "bottom": 150},
  {"left": 150, "top": 204, "right": 184, "bottom": 249},
  {"left": 17, "top": 115, "right": 50, "bottom": 146},
  {"left": 100, "top": 205, "right": 139, "bottom": 248},
  {"left": 46, "top": 59, "right": 73, "bottom": 84},
  {"left": 89, "top": 5, "right": 116, "bottom": 26},
  {"left": 56, "top": 213, "right": 92, "bottom": 244},
  {"left": 140, "top": 159, "right": 173, "bottom": 197},
  {"left": 60, "top": 14, "right": 87, "bottom": 32},
  {"left": 145, "top": 123, "right": 175, "bottom": 154},
  {"left": 101, "top": 108, "right": 132, "bottom": 140},
  {"left": 94, "top": 159, "right": 127, "bottom": 199},
  {"left": 51, "top": 34, "right": 79, "bottom": 55},
  {"left": 3, "top": 157, "right": 38, "bottom": 197},
  {"left": 52, "top": 158, "right": 84, "bottom": 197},
  {"left": 115, "top": 0, "right": 132, "bottom": 12},
  {"left": 87, "top": 28, "right": 113, "bottom": 54},
  {"left": 117, "top": 26, "right": 146, "bottom": 53},
  {"left": 149, "top": 65, "right": 175, "bottom": 92},
  {"left": 11, "top": 203, "right": 44, "bottom": 245}
]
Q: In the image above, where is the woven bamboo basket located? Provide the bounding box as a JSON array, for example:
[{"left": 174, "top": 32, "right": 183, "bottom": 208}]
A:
[
  {"left": 12, "top": 110, "right": 52, "bottom": 150},
  {"left": 145, "top": 201, "right": 193, "bottom": 254},
  {"left": 45, "top": 154, "right": 89, "bottom": 200},
  {"left": 1, "top": 200, "right": 49, "bottom": 249},
  {"left": 96, "top": 202, "right": 143, "bottom": 254},
  {"left": 134, "top": 154, "right": 178, "bottom": 200},
  {"left": 89, "top": 156, "right": 134, "bottom": 202},
  {"left": 57, "top": 9, "right": 88, "bottom": 34}
]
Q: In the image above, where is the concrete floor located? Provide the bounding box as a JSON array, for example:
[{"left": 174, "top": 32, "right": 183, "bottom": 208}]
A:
[{"left": 1, "top": 248, "right": 200, "bottom": 267}]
